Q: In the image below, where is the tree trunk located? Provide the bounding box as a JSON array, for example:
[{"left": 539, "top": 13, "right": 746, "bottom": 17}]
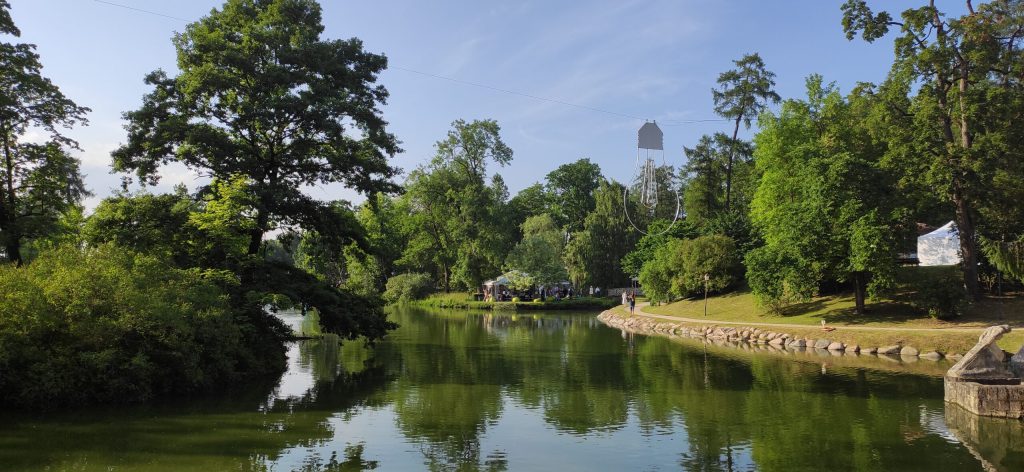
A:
[
  {"left": 5, "top": 237, "right": 21, "bottom": 267},
  {"left": 442, "top": 262, "right": 451, "bottom": 292},
  {"left": 3, "top": 133, "right": 18, "bottom": 265},
  {"left": 247, "top": 207, "right": 270, "bottom": 256},
  {"left": 953, "top": 183, "right": 981, "bottom": 301},
  {"left": 955, "top": 65, "right": 980, "bottom": 302},
  {"left": 724, "top": 115, "right": 742, "bottom": 212},
  {"left": 852, "top": 272, "right": 866, "bottom": 316}
]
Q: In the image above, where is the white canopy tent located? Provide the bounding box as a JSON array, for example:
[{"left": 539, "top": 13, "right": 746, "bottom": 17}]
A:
[{"left": 917, "top": 221, "right": 961, "bottom": 266}]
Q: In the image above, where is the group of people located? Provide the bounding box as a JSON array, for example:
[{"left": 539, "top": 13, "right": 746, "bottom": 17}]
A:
[
  {"left": 621, "top": 290, "right": 636, "bottom": 315},
  {"left": 540, "top": 286, "right": 573, "bottom": 301}
]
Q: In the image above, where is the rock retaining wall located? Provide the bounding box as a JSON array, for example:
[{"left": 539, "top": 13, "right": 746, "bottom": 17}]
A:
[{"left": 596, "top": 311, "right": 960, "bottom": 362}]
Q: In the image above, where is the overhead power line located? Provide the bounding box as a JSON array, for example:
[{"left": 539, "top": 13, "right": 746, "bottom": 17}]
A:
[
  {"left": 89, "top": 0, "right": 730, "bottom": 126},
  {"left": 92, "top": 0, "right": 190, "bottom": 22}
]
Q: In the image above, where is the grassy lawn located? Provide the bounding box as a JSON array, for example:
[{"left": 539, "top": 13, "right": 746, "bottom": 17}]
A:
[
  {"left": 644, "top": 290, "right": 1024, "bottom": 329},
  {"left": 634, "top": 292, "right": 1024, "bottom": 354}
]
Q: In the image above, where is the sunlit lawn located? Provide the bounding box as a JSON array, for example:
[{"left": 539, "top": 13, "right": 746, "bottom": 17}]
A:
[{"left": 638, "top": 291, "right": 1024, "bottom": 353}]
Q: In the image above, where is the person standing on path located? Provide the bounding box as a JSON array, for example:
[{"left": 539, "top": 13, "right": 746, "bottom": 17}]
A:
[{"left": 628, "top": 292, "right": 636, "bottom": 316}]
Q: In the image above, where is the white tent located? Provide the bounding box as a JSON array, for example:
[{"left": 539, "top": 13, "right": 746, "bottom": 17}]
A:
[{"left": 917, "top": 221, "right": 960, "bottom": 266}]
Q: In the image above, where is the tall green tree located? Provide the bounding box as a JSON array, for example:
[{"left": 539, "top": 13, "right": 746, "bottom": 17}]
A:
[
  {"left": 341, "top": 192, "right": 408, "bottom": 296},
  {"left": 841, "top": 0, "right": 1024, "bottom": 300},
  {"left": 0, "top": 1, "right": 89, "bottom": 265},
  {"left": 505, "top": 214, "right": 567, "bottom": 287},
  {"left": 748, "top": 76, "right": 905, "bottom": 314},
  {"left": 545, "top": 158, "right": 602, "bottom": 233},
  {"left": 507, "top": 182, "right": 550, "bottom": 235},
  {"left": 564, "top": 180, "right": 637, "bottom": 291},
  {"left": 111, "top": 0, "right": 400, "bottom": 257},
  {"left": 402, "top": 119, "right": 513, "bottom": 291},
  {"left": 712, "top": 53, "right": 780, "bottom": 212}
]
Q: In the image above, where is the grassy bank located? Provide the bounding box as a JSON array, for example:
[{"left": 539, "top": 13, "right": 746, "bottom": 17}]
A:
[
  {"left": 644, "top": 290, "right": 1024, "bottom": 328},
  {"left": 404, "top": 292, "right": 620, "bottom": 311},
  {"left": 610, "top": 305, "right": 1024, "bottom": 355},
  {"left": 633, "top": 292, "right": 1024, "bottom": 354}
]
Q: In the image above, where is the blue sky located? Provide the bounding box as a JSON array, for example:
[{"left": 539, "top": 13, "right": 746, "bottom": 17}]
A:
[{"left": 6, "top": 1, "right": 933, "bottom": 210}]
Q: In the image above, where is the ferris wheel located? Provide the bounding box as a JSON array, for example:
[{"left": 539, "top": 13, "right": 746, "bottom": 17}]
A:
[{"left": 623, "top": 121, "right": 681, "bottom": 235}]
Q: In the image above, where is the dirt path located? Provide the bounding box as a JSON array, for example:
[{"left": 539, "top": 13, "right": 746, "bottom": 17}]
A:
[{"left": 629, "top": 302, "right": 1006, "bottom": 333}]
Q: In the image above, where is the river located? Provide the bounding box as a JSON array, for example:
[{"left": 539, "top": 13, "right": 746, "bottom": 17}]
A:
[{"left": 0, "top": 306, "right": 1021, "bottom": 471}]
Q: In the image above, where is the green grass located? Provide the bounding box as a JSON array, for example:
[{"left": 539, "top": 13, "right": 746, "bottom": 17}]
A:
[
  {"left": 645, "top": 290, "right": 1024, "bottom": 329},
  {"left": 635, "top": 291, "right": 1024, "bottom": 354},
  {"left": 299, "top": 308, "right": 322, "bottom": 337}
]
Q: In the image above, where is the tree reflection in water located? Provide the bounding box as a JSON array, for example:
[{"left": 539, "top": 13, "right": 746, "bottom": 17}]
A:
[{"left": 0, "top": 307, "right": 1019, "bottom": 471}]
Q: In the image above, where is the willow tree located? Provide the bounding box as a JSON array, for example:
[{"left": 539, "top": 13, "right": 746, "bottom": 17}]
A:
[
  {"left": 112, "top": 0, "right": 400, "bottom": 258},
  {"left": 0, "top": 1, "right": 89, "bottom": 265},
  {"left": 712, "top": 53, "right": 780, "bottom": 212},
  {"left": 842, "top": 0, "right": 1024, "bottom": 301}
]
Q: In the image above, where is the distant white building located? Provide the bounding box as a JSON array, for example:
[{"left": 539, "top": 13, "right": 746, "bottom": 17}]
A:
[{"left": 917, "top": 221, "right": 960, "bottom": 266}]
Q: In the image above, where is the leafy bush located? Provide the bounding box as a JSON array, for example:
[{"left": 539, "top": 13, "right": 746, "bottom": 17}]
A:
[
  {"left": 673, "top": 235, "right": 741, "bottom": 296},
  {"left": 638, "top": 235, "right": 741, "bottom": 303},
  {"left": 638, "top": 239, "right": 679, "bottom": 303},
  {"left": 897, "top": 266, "right": 967, "bottom": 320},
  {"left": 383, "top": 272, "right": 434, "bottom": 304},
  {"left": 744, "top": 245, "right": 818, "bottom": 314},
  {"left": 0, "top": 244, "right": 277, "bottom": 408}
]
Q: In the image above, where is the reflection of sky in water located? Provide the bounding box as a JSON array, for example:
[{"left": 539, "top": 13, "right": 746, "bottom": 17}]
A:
[
  {"left": 270, "top": 342, "right": 316, "bottom": 401},
  {"left": 269, "top": 311, "right": 314, "bottom": 401}
]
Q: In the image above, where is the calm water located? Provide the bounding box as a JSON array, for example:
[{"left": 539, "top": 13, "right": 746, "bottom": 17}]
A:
[{"left": 1, "top": 307, "right": 1022, "bottom": 471}]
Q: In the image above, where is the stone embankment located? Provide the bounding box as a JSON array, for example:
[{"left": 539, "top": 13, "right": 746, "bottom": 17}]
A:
[{"left": 597, "top": 311, "right": 962, "bottom": 362}]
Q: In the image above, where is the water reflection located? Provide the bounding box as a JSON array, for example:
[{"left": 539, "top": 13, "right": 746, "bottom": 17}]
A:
[{"left": 0, "top": 307, "right": 1019, "bottom": 471}]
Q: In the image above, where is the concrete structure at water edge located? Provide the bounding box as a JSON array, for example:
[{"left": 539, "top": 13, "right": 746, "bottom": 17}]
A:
[{"left": 944, "top": 325, "right": 1024, "bottom": 419}]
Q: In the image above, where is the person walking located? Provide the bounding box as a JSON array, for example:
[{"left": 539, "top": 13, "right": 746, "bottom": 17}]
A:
[{"left": 628, "top": 292, "right": 636, "bottom": 316}]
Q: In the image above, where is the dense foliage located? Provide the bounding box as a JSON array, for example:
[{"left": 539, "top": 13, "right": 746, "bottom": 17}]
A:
[
  {"left": 0, "top": 245, "right": 284, "bottom": 408},
  {"left": 747, "top": 76, "right": 906, "bottom": 314},
  {"left": 638, "top": 235, "right": 741, "bottom": 303},
  {"left": 383, "top": 273, "right": 434, "bottom": 304}
]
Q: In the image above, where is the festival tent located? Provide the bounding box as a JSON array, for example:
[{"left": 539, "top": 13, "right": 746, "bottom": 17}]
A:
[{"left": 917, "top": 221, "right": 961, "bottom": 266}]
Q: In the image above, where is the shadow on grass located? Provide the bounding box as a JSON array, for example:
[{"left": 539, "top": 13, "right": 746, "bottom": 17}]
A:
[
  {"left": 815, "top": 302, "right": 923, "bottom": 325},
  {"left": 774, "top": 293, "right": 926, "bottom": 326}
]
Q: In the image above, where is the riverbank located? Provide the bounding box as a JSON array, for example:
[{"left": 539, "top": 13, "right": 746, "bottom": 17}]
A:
[
  {"left": 406, "top": 293, "right": 619, "bottom": 311},
  {"left": 599, "top": 303, "right": 1024, "bottom": 363},
  {"left": 598, "top": 310, "right": 953, "bottom": 377}
]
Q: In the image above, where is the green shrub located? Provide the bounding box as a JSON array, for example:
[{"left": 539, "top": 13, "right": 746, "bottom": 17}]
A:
[
  {"left": 638, "top": 235, "right": 741, "bottom": 303},
  {"left": 638, "top": 240, "right": 678, "bottom": 303},
  {"left": 897, "top": 266, "right": 967, "bottom": 320},
  {"left": 744, "top": 245, "right": 818, "bottom": 314},
  {"left": 0, "top": 244, "right": 271, "bottom": 408},
  {"left": 673, "top": 235, "right": 741, "bottom": 297},
  {"left": 383, "top": 272, "right": 434, "bottom": 304}
]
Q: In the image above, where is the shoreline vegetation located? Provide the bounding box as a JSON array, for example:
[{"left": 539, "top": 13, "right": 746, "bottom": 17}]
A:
[
  {"left": 609, "top": 292, "right": 1024, "bottom": 357},
  {"left": 599, "top": 310, "right": 955, "bottom": 378},
  {"left": 400, "top": 292, "right": 620, "bottom": 311}
]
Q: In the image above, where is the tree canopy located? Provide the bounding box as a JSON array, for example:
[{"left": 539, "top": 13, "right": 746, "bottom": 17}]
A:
[
  {"left": 0, "top": 1, "right": 89, "bottom": 264},
  {"left": 111, "top": 0, "right": 400, "bottom": 256},
  {"left": 712, "top": 53, "right": 780, "bottom": 212}
]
